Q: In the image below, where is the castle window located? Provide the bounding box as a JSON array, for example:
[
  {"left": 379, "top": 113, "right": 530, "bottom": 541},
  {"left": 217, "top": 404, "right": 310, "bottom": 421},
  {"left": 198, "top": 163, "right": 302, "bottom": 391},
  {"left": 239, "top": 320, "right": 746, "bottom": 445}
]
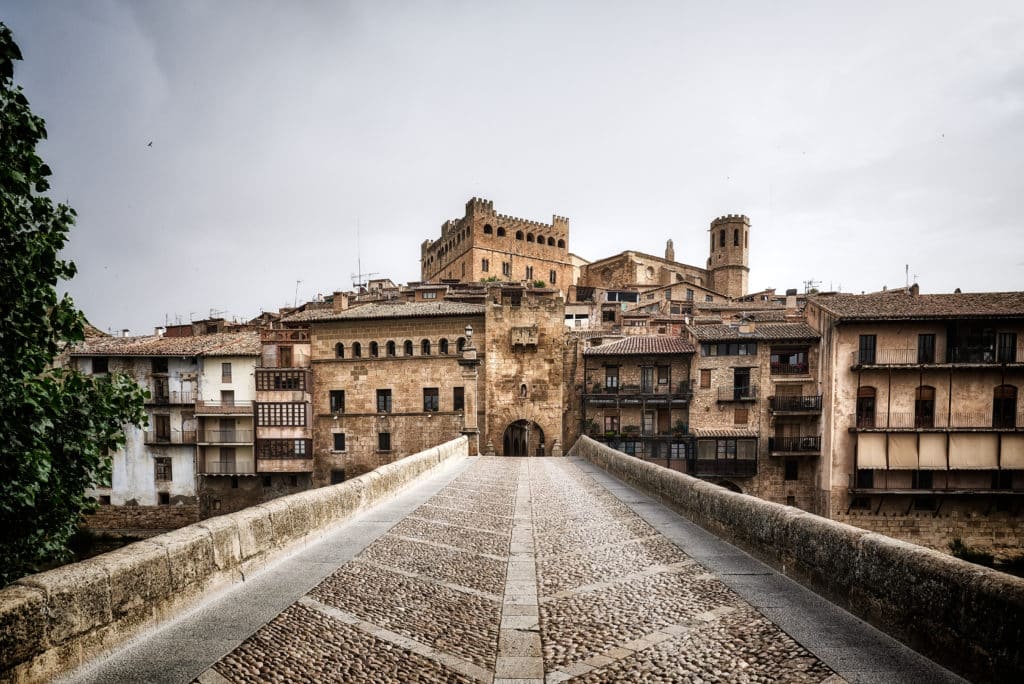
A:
[
  {"left": 526, "top": 233, "right": 535, "bottom": 243},
  {"left": 453, "top": 387, "right": 465, "bottom": 411},
  {"left": 352, "top": 342, "right": 362, "bottom": 358},
  {"left": 502, "top": 262, "right": 511, "bottom": 277},
  {"left": 335, "top": 343, "right": 345, "bottom": 358},
  {"left": 547, "top": 236, "right": 555, "bottom": 246},
  {"left": 482, "top": 258, "right": 489, "bottom": 272},
  {"left": 557, "top": 239, "right": 565, "bottom": 248},
  {"left": 550, "top": 270, "right": 557, "bottom": 285},
  {"left": 369, "top": 341, "right": 379, "bottom": 358},
  {"left": 386, "top": 341, "right": 396, "bottom": 357},
  {"left": 404, "top": 340, "right": 413, "bottom": 356},
  {"left": 719, "top": 230, "right": 725, "bottom": 248},
  {"left": 525, "top": 265, "right": 534, "bottom": 280},
  {"left": 745, "top": 231, "right": 748, "bottom": 248},
  {"left": 484, "top": 224, "right": 493, "bottom": 234},
  {"left": 330, "top": 390, "right": 345, "bottom": 413},
  {"left": 457, "top": 337, "right": 466, "bottom": 352},
  {"left": 376, "top": 389, "right": 392, "bottom": 413},
  {"left": 497, "top": 227, "right": 506, "bottom": 237},
  {"left": 423, "top": 388, "right": 439, "bottom": 412},
  {"left": 515, "top": 230, "right": 524, "bottom": 240},
  {"left": 333, "top": 433, "right": 346, "bottom": 451},
  {"left": 421, "top": 339, "right": 432, "bottom": 355},
  {"left": 439, "top": 338, "right": 449, "bottom": 355},
  {"left": 377, "top": 432, "right": 391, "bottom": 451},
  {"left": 734, "top": 229, "right": 740, "bottom": 246},
  {"left": 710, "top": 233, "right": 714, "bottom": 253}
]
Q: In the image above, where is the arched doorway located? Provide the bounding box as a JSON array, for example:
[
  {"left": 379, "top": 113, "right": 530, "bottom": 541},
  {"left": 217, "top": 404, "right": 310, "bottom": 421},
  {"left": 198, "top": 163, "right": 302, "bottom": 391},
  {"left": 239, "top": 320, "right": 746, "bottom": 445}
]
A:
[{"left": 502, "top": 420, "right": 545, "bottom": 457}]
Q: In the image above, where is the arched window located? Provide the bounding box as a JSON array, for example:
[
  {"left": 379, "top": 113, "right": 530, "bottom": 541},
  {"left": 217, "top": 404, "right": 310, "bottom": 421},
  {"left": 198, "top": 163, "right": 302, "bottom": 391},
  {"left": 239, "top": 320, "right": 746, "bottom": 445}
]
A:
[
  {"left": 404, "top": 340, "right": 413, "bottom": 356},
  {"left": 547, "top": 236, "right": 555, "bottom": 246},
  {"left": 515, "top": 230, "right": 524, "bottom": 240},
  {"left": 734, "top": 229, "right": 740, "bottom": 246},
  {"left": 526, "top": 233, "right": 535, "bottom": 243},
  {"left": 856, "top": 387, "right": 875, "bottom": 428},
  {"left": 352, "top": 342, "right": 362, "bottom": 358},
  {"left": 497, "top": 227, "right": 506, "bottom": 237},
  {"left": 484, "top": 224, "right": 493, "bottom": 234},
  {"left": 335, "top": 343, "right": 345, "bottom": 358},
  {"left": 719, "top": 230, "right": 726, "bottom": 248},
  {"left": 369, "top": 341, "right": 379, "bottom": 358},
  {"left": 386, "top": 341, "right": 396, "bottom": 357},
  {"left": 421, "top": 339, "right": 432, "bottom": 355},
  {"left": 439, "top": 338, "right": 449, "bottom": 354},
  {"left": 557, "top": 238, "right": 565, "bottom": 248},
  {"left": 456, "top": 337, "right": 466, "bottom": 352},
  {"left": 520, "top": 383, "right": 528, "bottom": 398},
  {"left": 915, "top": 386, "right": 935, "bottom": 428},
  {"left": 994, "top": 385, "right": 1018, "bottom": 428}
]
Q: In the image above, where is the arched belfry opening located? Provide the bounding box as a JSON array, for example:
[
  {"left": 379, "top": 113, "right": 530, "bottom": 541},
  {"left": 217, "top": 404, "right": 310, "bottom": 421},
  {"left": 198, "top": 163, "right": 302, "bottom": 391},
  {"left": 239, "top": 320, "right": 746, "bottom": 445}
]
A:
[{"left": 502, "top": 420, "right": 545, "bottom": 457}]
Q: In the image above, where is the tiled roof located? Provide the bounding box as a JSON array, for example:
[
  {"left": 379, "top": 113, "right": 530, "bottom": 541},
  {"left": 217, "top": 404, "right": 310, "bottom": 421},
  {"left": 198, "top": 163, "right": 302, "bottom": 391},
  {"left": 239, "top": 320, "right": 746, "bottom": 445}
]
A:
[
  {"left": 70, "top": 331, "right": 260, "bottom": 357},
  {"left": 687, "top": 323, "right": 819, "bottom": 341},
  {"left": 584, "top": 335, "right": 695, "bottom": 356},
  {"left": 284, "top": 301, "right": 485, "bottom": 323},
  {"left": 809, "top": 292, "right": 1024, "bottom": 321},
  {"left": 690, "top": 427, "right": 759, "bottom": 438}
]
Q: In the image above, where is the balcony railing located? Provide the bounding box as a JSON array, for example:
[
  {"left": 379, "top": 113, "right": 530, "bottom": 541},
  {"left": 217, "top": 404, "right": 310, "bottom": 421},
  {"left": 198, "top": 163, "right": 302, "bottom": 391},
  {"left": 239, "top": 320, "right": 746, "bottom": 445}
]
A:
[
  {"left": 201, "top": 461, "right": 256, "bottom": 475},
  {"left": 855, "top": 411, "right": 1024, "bottom": 430},
  {"left": 260, "top": 328, "right": 309, "bottom": 343},
  {"left": 587, "top": 381, "right": 692, "bottom": 398},
  {"left": 148, "top": 391, "right": 195, "bottom": 405},
  {"left": 198, "top": 429, "right": 254, "bottom": 444},
  {"left": 195, "top": 399, "right": 253, "bottom": 414},
  {"left": 143, "top": 429, "right": 196, "bottom": 445},
  {"left": 769, "top": 436, "right": 821, "bottom": 453},
  {"left": 770, "top": 362, "right": 809, "bottom": 375},
  {"left": 852, "top": 343, "right": 1024, "bottom": 367},
  {"left": 717, "top": 386, "right": 757, "bottom": 402},
  {"left": 770, "top": 395, "right": 822, "bottom": 412}
]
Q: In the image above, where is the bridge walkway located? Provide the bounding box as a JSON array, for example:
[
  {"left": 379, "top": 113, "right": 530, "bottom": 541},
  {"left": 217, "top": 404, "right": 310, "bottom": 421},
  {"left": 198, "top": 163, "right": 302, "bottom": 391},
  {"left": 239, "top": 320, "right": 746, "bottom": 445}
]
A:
[{"left": 62, "top": 457, "right": 964, "bottom": 683}]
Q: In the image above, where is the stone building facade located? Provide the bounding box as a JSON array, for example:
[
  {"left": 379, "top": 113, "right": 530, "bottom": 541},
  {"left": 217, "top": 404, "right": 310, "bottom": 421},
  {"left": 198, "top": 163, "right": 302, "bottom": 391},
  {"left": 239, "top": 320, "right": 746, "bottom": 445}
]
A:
[
  {"left": 421, "top": 197, "right": 574, "bottom": 296},
  {"left": 806, "top": 291, "right": 1024, "bottom": 558}
]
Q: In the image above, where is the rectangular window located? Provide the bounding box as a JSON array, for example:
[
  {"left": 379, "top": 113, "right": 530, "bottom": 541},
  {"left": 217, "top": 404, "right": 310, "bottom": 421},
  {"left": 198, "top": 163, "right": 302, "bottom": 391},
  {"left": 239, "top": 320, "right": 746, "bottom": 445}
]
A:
[
  {"left": 770, "top": 348, "right": 808, "bottom": 374},
  {"left": 155, "top": 414, "right": 171, "bottom": 440},
  {"left": 502, "top": 262, "right": 511, "bottom": 277},
  {"left": 525, "top": 265, "right": 534, "bottom": 280},
  {"left": 422, "top": 291, "right": 437, "bottom": 299},
  {"left": 657, "top": 365, "right": 670, "bottom": 385},
  {"left": 784, "top": 458, "right": 799, "bottom": 481},
  {"left": 221, "top": 362, "right": 232, "bottom": 383},
  {"left": 686, "top": 289, "right": 694, "bottom": 301},
  {"left": 602, "top": 310, "right": 615, "bottom": 323},
  {"left": 481, "top": 258, "right": 489, "bottom": 272},
  {"left": 255, "top": 402, "right": 307, "bottom": 426},
  {"left": 997, "top": 332, "right": 1018, "bottom": 363},
  {"left": 701, "top": 342, "right": 758, "bottom": 356},
  {"left": 331, "top": 469, "right": 346, "bottom": 484},
  {"left": 256, "top": 370, "right": 306, "bottom": 391},
  {"left": 423, "top": 387, "right": 439, "bottom": 412},
  {"left": 453, "top": 387, "right": 465, "bottom": 411},
  {"left": 329, "top": 390, "right": 345, "bottom": 413},
  {"left": 705, "top": 294, "right": 713, "bottom": 303},
  {"left": 92, "top": 357, "right": 109, "bottom": 374},
  {"left": 220, "top": 389, "right": 235, "bottom": 406},
  {"left": 378, "top": 432, "right": 391, "bottom": 451},
  {"left": 376, "top": 389, "right": 392, "bottom": 413},
  {"left": 604, "top": 366, "right": 619, "bottom": 389},
  {"left": 154, "top": 457, "right": 172, "bottom": 482},
  {"left": 550, "top": 270, "right": 557, "bottom": 284},
  {"left": 917, "top": 334, "right": 935, "bottom": 363},
  {"left": 278, "top": 346, "right": 293, "bottom": 367},
  {"left": 858, "top": 334, "right": 876, "bottom": 364},
  {"left": 257, "top": 438, "right": 312, "bottom": 458},
  {"left": 333, "top": 433, "right": 346, "bottom": 451},
  {"left": 152, "top": 358, "right": 168, "bottom": 374},
  {"left": 734, "top": 407, "right": 749, "bottom": 424},
  {"left": 700, "top": 369, "right": 711, "bottom": 388},
  {"left": 604, "top": 415, "right": 619, "bottom": 433}
]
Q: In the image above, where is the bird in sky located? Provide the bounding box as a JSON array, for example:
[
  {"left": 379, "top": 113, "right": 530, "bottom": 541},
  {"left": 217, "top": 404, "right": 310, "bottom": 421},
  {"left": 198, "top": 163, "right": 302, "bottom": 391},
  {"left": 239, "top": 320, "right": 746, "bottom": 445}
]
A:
[{"left": 147, "top": 141, "right": 152, "bottom": 147}]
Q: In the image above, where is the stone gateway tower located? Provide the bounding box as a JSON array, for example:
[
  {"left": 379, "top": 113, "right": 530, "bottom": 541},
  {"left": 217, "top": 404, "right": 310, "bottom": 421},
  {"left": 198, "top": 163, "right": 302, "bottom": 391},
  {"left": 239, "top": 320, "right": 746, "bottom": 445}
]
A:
[{"left": 706, "top": 214, "right": 750, "bottom": 299}]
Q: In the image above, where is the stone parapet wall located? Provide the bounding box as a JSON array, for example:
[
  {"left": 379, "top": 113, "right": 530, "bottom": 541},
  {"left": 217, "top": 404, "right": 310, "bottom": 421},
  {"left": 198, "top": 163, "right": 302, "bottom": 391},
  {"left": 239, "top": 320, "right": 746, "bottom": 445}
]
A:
[
  {"left": 0, "top": 437, "right": 468, "bottom": 683},
  {"left": 82, "top": 503, "right": 200, "bottom": 531},
  {"left": 571, "top": 436, "right": 1024, "bottom": 683}
]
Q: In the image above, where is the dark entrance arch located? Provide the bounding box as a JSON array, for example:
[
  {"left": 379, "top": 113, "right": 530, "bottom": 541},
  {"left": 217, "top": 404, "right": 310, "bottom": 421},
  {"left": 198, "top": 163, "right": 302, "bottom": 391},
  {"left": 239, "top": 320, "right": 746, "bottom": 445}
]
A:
[{"left": 502, "top": 420, "right": 545, "bottom": 457}]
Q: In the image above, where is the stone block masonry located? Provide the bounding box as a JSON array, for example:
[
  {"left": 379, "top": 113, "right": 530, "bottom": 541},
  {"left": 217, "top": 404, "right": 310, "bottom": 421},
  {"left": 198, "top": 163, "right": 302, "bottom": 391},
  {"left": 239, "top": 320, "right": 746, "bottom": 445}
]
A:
[
  {"left": 571, "top": 435, "right": 1024, "bottom": 683},
  {"left": 0, "top": 437, "right": 468, "bottom": 683}
]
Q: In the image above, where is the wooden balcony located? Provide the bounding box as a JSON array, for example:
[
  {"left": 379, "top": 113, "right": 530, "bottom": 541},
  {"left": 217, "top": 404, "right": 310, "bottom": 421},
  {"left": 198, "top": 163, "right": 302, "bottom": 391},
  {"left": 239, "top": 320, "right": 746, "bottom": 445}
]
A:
[
  {"left": 851, "top": 343, "right": 1024, "bottom": 369},
  {"left": 769, "top": 436, "right": 821, "bottom": 454},
  {"left": 146, "top": 391, "right": 195, "bottom": 406},
  {"left": 769, "top": 395, "right": 822, "bottom": 413},
  {"left": 197, "top": 429, "right": 254, "bottom": 444},
  {"left": 584, "top": 381, "right": 692, "bottom": 406},
  {"left": 195, "top": 400, "right": 253, "bottom": 415},
  {"left": 143, "top": 429, "right": 196, "bottom": 445},
  {"left": 853, "top": 412, "right": 1024, "bottom": 432}
]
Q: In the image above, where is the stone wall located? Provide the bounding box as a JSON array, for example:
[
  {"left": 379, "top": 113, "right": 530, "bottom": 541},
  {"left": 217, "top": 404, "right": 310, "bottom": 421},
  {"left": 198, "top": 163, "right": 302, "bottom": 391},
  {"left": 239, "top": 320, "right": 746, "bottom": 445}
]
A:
[
  {"left": 571, "top": 436, "right": 1024, "bottom": 682},
  {"left": 0, "top": 437, "right": 468, "bottom": 684},
  {"left": 82, "top": 503, "right": 200, "bottom": 531}
]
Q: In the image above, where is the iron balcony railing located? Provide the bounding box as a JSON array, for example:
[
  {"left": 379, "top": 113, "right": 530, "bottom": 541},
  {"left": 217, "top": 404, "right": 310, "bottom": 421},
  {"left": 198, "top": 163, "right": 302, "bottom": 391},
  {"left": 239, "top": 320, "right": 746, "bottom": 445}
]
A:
[
  {"left": 148, "top": 390, "right": 195, "bottom": 405},
  {"left": 143, "top": 429, "right": 196, "bottom": 445},
  {"left": 852, "top": 343, "right": 1023, "bottom": 366},
  {"left": 770, "top": 362, "right": 809, "bottom": 375},
  {"left": 770, "top": 395, "right": 822, "bottom": 412},
  {"left": 588, "top": 381, "right": 692, "bottom": 398},
  {"left": 768, "top": 436, "right": 821, "bottom": 452},
  {"left": 855, "top": 411, "right": 1024, "bottom": 430},
  {"left": 194, "top": 399, "right": 253, "bottom": 414},
  {"left": 201, "top": 461, "right": 256, "bottom": 475},
  {"left": 198, "top": 429, "right": 254, "bottom": 444},
  {"left": 717, "top": 386, "right": 757, "bottom": 402}
]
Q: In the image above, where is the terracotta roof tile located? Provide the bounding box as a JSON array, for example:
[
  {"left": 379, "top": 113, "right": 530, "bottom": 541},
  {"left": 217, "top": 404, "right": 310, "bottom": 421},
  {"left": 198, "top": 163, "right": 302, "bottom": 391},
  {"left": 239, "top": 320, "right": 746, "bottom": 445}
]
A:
[
  {"left": 284, "top": 301, "right": 485, "bottom": 322},
  {"left": 70, "top": 331, "right": 260, "bottom": 357},
  {"left": 809, "top": 291, "right": 1024, "bottom": 321},
  {"left": 687, "top": 323, "right": 819, "bottom": 341},
  {"left": 690, "top": 427, "right": 759, "bottom": 438},
  {"left": 584, "top": 335, "right": 695, "bottom": 356}
]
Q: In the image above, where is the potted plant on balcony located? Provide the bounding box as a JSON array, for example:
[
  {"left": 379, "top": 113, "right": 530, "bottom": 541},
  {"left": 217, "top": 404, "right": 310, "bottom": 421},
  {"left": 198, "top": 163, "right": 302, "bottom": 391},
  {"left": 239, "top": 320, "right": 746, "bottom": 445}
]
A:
[
  {"left": 622, "top": 425, "right": 640, "bottom": 437},
  {"left": 672, "top": 420, "right": 688, "bottom": 438}
]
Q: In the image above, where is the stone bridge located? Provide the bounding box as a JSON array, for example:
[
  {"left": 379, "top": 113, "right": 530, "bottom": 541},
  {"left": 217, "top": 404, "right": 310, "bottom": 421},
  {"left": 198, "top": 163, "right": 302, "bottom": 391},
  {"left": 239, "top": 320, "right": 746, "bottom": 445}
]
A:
[{"left": 2, "top": 437, "right": 1022, "bottom": 683}]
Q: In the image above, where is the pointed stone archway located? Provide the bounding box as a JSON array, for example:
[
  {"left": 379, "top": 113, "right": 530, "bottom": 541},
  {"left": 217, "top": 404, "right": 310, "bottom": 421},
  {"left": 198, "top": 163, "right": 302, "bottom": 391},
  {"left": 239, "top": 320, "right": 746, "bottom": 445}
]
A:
[{"left": 502, "top": 420, "right": 545, "bottom": 457}]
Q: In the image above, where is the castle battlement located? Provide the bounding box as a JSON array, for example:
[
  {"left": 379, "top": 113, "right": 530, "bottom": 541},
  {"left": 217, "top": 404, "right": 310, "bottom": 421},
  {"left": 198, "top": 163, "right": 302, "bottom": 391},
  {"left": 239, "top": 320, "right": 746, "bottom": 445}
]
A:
[{"left": 710, "top": 214, "right": 751, "bottom": 226}]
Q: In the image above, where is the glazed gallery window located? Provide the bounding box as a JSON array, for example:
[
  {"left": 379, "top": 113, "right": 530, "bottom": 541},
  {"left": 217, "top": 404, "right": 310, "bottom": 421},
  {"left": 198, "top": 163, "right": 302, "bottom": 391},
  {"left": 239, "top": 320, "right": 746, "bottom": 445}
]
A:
[{"left": 256, "top": 402, "right": 307, "bottom": 427}]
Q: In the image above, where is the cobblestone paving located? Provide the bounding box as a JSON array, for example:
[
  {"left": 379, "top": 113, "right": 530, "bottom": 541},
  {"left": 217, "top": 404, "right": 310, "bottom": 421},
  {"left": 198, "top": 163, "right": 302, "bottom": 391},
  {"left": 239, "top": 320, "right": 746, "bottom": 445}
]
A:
[{"left": 203, "top": 457, "right": 840, "bottom": 683}]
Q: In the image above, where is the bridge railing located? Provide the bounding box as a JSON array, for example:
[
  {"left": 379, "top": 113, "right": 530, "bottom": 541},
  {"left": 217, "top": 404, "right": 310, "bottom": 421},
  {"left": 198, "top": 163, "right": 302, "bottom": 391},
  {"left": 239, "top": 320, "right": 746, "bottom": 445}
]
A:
[
  {"left": 0, "top": 436, "right": 469, "bottom": 683},
  {"left": 569, "top": 435, "right": 1024, "bottom": 683}
]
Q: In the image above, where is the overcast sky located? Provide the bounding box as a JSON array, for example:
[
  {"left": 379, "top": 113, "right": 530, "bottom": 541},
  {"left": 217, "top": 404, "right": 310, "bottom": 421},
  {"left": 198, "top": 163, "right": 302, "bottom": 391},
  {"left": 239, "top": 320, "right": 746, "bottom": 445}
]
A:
[{"left": 6, "top": 1, "right": 1024, "bottom": 334}]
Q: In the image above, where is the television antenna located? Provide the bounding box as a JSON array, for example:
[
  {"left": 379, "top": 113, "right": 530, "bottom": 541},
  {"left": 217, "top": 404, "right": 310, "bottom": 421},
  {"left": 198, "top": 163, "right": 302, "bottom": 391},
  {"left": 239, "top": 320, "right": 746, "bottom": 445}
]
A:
[{"left": 351, "top": 218, "right": 378, "bottom": 290}]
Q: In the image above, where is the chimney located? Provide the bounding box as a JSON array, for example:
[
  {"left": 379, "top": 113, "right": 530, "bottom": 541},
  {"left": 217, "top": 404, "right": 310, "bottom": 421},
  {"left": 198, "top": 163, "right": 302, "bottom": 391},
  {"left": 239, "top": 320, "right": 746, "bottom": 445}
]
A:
[
  {"left": 332, "top": 291, "right": 349, "bottom": 312},
  {"left": 785, "top": 288, "right": 798, "bottom": 311},
  {"left": 154, "top": 326, "right": 165, "bottom": 338},
  {"left": 121, "top": 329, "right": 130, "bottom": 338},
  {"left": 665, "top": 239, "right": 675, "bottom": 262}
]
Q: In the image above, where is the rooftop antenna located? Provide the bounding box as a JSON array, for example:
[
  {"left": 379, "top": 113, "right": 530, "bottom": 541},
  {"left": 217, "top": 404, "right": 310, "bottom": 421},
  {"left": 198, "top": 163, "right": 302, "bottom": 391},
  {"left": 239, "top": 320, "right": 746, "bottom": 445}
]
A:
[
  {"left": 803, "top": 279, "right": 820, "bottom": 294},
  {"left": 294, "top": 280, "right": 303, "bottom": 308},
  {"left": 905, "top": 264, "right": 909, "bottom": 289},
  {"left": 351, "top": 217, "right": 379, "bottom": 290}
]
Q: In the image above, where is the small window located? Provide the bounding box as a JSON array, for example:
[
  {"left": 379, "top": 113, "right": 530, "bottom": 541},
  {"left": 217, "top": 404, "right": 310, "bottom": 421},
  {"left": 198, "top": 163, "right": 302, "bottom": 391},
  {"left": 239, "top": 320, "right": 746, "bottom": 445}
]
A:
[
  {"left": 657, "top": 365, "right": 669, "bottom": 385},
  {"left": 376, "top": 389, "right": 392, "bottom": 413},
  {"left": 329, "top": 390, "right": 345, "bottom": 413},
  {"left": 152, "top": 358, "right": 168, "bottom": 373},
  {"left": 482, "top": 258, "right": 489, "bottom": 272},
  {"left": 515, "top": 230, "right": 524, "bottom": 240},
  {"left": 917, "top": 334, "right": 935, "bottom": 363},
  {"left": 386, "top": 341, "right": 396, "bottom": 357},
  {"left": 733, "top": 228, "right": 740, "bottom": 246},
  {"left": 439, "top": 338, "right": 449, "bottom": 354},
  {"left": 422, "top": 291, "right": 437, "bottom": 299},
  {"left": 335, "top": 343, "right": 345, "bottom": 358},
  {"left": 605, "top": 366, "right": 619, "bottom": 389},
  {"left": 550, "top": 270, "right": 557, "bottom": 284},
  {"left": 369, "top": 341, "right": 379, "bottom": 358},
  {"left": 784, "top": 459, "right": 799, "bottom": 481},
  {"left": 734, "top": 407, "right": 749, "bottom": 424},
  {"left": 221, "top": 362, "right": 232, "bottom": 383},
  {"left": 404, "top": 340, "right": 413, "bottom": 356},
  {"left": 704, "top": 294, "right": 713, "bottom": 303},
  {"left": 719, "top": 229, "right": 725, "bottom": 247},
  {"left": 154, "top": 457, "right": 172, "bottom": 482},
  {"left": 92, "top": 357, "right": 109, "bottom": 374},
  {"left": 421, "top": 339, "right": 432, "bottom": 355},
  {"left": 557, "top": 239, "right": 565, "bottom": 248},
  {"left": 456, "top": 337, "right": 466, "bottom": 352},
  {"left": 157, "top": 491, "right": 170, "bottom": 505},
  {"left": 353, "top": 342, "right": 362, "bottom": 358},
  {"left": 604, "top": 415, "right": 620, "bottom": 433},
  {"left": 700, "top": 369, "right": 711, "bottom": 388},
  {"left": 502, "top": 262, "right": 511, "bottom": 277},
  {"left": 858, "top": 334, "right": 876, "bottom": 364},
  {"left": 333, "top": 433, "right": 346, "bottom": 451},
  {"left": 378, "top": 432, "right": 392, "bottom": 451},
  {"left": 483, "top": 224, "right": 493, "bottom": 234},
  {"left": 525, "top": 265, "right": 534, "bottom": 280},
  {"left": 423, "top": 387, "right": 439, "bottom": 411},
  {"left": 98, "top": 495, "right": 111, "bottom": 506},
  {"left": 453, "top": 387, "right": 465, "bottom": 411},
  {"left": 497, "top": 227, "right": 506, "bottom": 237},
  {"left": 547, "top": 237, "right": 555, "bottom": 246},
  {"left": 526, "top": 232, "right": 535, "bottom": 243}
]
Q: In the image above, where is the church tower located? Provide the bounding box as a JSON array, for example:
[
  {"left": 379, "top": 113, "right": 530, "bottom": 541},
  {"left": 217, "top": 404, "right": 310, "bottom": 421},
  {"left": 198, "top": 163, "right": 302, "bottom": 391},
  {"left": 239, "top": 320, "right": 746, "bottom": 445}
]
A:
[{"left": 706, "top": 214, "right": 750, "bottom": 298}]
